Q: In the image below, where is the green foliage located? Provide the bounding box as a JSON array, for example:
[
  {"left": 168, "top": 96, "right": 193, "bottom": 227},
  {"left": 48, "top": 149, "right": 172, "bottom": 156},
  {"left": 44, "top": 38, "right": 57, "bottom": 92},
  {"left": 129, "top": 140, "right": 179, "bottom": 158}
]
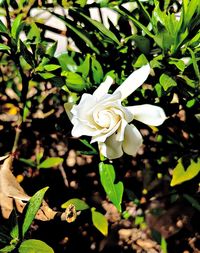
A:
[
  {"left": 22, "top": 187, "right": 49, "bottom": 237},
  {"left": 61, "top": 198, "right": 89, "bottom": 210},
  {"left": 0, "top": 0, "right": 200, "bottom": 251},
  {"left": 19, "top": 239, "right": 54, "bottom": 253},
  {"left": 171, "top": 158, "right": 200, "bottom": 186},
  {"left": 91, "top": 208, "right": 108, "bottom": 236},
  {"left": 99, "top": 162, "right": 123, "bottom": 212},
  {"left": 38, "top": 158, "right": 63, "bottom": 169}
]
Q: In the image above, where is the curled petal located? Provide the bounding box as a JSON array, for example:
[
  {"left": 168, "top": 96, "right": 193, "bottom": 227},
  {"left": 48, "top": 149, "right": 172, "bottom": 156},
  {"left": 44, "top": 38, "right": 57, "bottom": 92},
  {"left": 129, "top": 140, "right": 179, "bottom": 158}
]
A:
[
  {"left": 126, "top": 104, "right": 166, "bottom": 126},
  {"left": 93, "top": 76, "right": 114, "bottom": 99},
  {"left": 98, "top": 134, "right": 123, "bottom": 159},
  {"left": 114, "top": 64, "right": 150, "bottom": 100},
  {"left": 122, "top": 124, "right": 143, "bottom": 156}
]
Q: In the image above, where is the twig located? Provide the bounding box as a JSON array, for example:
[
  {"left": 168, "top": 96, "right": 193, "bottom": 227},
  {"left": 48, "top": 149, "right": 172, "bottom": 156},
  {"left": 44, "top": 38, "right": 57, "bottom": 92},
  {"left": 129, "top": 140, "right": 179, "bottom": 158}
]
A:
[{"left": 59, "top": 164, "right": 69, "bottom": 187}]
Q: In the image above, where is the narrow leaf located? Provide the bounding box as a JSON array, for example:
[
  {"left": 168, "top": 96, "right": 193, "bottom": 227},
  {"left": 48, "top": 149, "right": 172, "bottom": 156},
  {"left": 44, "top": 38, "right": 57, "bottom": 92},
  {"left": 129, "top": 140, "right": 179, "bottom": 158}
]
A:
[
  {"left": 0, "top": 43, "right": 10, "bottom": 51},
  {"left": 22, "top": 187, "right": 49, "bottom": 236},
  {"left": 50, "top": 12, "right": 100, "bottom": 54},
  {"left": 38, "top": 157, "right": 63, "bottom": 169},
  {"left": 78, "top": 11, "right": 120, "bottom": 45},
  {"left": 99, "top": 162, "right": 123, "bottom": 212}
]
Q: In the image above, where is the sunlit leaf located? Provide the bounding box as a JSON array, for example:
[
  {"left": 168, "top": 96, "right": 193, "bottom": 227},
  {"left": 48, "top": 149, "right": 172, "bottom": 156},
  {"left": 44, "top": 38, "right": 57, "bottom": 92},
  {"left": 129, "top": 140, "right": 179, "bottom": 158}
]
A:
[
  {"left": 171, "top": 158, "right": 200, "bottom": 186},
  {"left": 22, "top": 187, "right": 49, "bottom": 236},
  {"left": 19, "top": 239, "right": 54, "bottom": 253},
  {"left": 159, "top": 73, "right": 177, "bottom": 91},
  {"left": 38, "top": 157, "right": 63, "bottom": 169},
  {"left": 61, "top": 198, "right": 89, "bottom": 210},
  {"left": 99, "top": 162, "right": 123, "bottom": 212},
  {"left": 91, "top": 208, "right": 108, "bottom": 236}
]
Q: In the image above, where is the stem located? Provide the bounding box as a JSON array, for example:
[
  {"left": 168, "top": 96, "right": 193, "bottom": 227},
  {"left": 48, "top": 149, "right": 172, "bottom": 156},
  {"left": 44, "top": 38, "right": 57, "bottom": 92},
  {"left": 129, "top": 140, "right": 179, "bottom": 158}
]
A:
[{"left": 12, "top": 121, "right": 22, "bottom": 154}]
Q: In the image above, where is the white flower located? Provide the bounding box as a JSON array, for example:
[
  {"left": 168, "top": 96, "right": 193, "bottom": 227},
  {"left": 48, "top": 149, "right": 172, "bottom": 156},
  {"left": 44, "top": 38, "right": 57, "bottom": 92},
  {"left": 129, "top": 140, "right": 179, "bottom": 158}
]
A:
[{"left": 65, "top": 64, "right": 166, "bottom": 159}]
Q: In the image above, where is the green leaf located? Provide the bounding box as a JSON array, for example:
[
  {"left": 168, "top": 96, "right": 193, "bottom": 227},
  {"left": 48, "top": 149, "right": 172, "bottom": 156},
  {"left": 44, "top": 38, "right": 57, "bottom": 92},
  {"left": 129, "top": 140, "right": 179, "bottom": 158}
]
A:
[
  {"left": 91, "top": 208, "right": 108, "bottom": 236},
  {"left": 61, "top": 198, "right": 89, "bottom": 210},
  {"left": 77, "top": 54, "right": 90, "bottom": 77},
  {"left": 75, "top": 0, "right": 87, "bottom": 7},
  {"left": 50, "top": 12, "right": 100, "bottom": 54},
  {"left": 91, "top": 57, "right": 104, "bottom": 83},
  {"left": 0, "top": 245, "right": 16, "bottom": 253},
  {"left": 183, "top": 194, "right": 200, "bottom": 212},
  {"left": 79, "top": 139, "right": 98, "bottom": 155},
  {"left": 161, "top": 237, "right": 168, "bottom": 253},
  {"left": 159, "top": 73, "right": 177, "bottom": 91},
  {"left": 38, "top": 72, "right": 56, "bottom": 79},
  {"left": 62, "top": 71, "right": 86, "bottom": 92},
  {"left": 0, "top": 43, "right": 10, "bottom": 51},
  {"left": 19, "top": 158, "right": 36, "bottom": 167},
  {"left": 187, "top": 47, "right": 200, "bottom": 82},
  {"left": 99, "top": 162, "right": 123, "bottom": 212},
  {"left": 168, "top": 58, "right": 185, "bottom": 72},
  {"left": 22, "top": 187, "right": 49, "bottom": 237},
  {"left": 171, "top": 158, "right": 200, "bottom": 186},
  {"left": 57, "top": 52, "right": 77, "bottom": 71},
  {"left": 0, "top": 19, "right": 9, "bottom": 34},
  {"left": 77, "top": 11, "right": 120, "bottom": 45},
  {"left": 133, "top": 54, "right": 148, "bottom": 68},
  {"left": 43, "top": 64, "right": 61, "bottom": 71},
  {"left": 19, "top": 239, "right": 54, "bottom": 253},
  {"left": 38, "top": 157, "right": 63, "bottom": 169},
  {"left": 11, "top": 13, "right": 24, "bottom": 40},
  {"left": 19, "top": 40, "right": 34, "bottom": 67}
]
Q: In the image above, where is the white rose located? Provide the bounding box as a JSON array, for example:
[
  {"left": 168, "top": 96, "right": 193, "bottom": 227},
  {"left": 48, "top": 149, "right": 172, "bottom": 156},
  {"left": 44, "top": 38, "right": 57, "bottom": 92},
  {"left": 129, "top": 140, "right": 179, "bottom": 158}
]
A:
[{"left": 65, "top": 64, "right": 166, "bottom": 159}]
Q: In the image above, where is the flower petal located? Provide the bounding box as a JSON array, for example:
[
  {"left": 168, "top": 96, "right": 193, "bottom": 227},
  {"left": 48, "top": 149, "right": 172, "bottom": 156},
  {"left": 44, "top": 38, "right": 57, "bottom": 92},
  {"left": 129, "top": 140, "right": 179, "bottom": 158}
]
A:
[
  {"left": 64, "top": 102, "right": 74, "bottom": 120},
  {"left": 122, "top": 124, "right": 143, "bottom": 156},
  {"left": 126, "top": 104, "right": 166, "bottom": 126},
  {"left": 93, "top": 76, "right": 114, "bottom": 99},
  {"left": 114, "top": 64, "right": 150, "bottom": 100},
  {"left": 98, "top": 134, "right": 123, "bottom": 159}
]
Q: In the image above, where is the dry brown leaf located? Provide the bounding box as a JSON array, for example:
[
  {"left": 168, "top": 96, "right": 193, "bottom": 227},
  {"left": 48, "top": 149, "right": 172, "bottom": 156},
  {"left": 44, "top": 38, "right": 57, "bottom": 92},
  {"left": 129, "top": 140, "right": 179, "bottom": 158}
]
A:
[{"left": 0, "top": 155, "right": 74, "bottom": 222}]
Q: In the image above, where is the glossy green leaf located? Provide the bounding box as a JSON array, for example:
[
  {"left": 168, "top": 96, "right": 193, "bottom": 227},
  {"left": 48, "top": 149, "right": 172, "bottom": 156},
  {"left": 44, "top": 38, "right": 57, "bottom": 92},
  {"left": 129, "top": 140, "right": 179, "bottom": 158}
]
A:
[
  {"left": 171, "top": 158, "right": 200, "bottom": 186},
  {"left": 61, "top": 198, "right": 89, "bottom": 210},
  {"left": 22, "top": 187, "right": 49, "bottom": 237},
  {"left": 43, "top": 64, "right": 61, "bottom": 71},
  {"left": 99, "top": 162, "right": 123, "bottom": 212},
  {"left": 38, "top": 72, "right": 56, "bottom": 79},
  {"left": 57, "top": 52, "right": 77, "bottom": 71},
  {"left": 77, "top": 54, "right": 90, "bottom": 77},
  {"left": 19, "top": 239, "right": 54, "bottom": 253},
  {"left": 91, "top": 208, "right": 108, "bottom": 236},
  {"left": 11, "top": 13, "right": 23, "bottom": 40},
  {"left": 159, "top": 73, "right": 177, "bottom": 91},
  {"left": 91, "top": 57, "right": 103, "bottom": 83},
  {"left": 78, "top": 11, "right": 120, "bottom": 45},
  {"left": 38, "top": 157, "right": 63, "bottom": 169},
  {"left": 62, "top": 71, "right": 86, "bottom": 92}
]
